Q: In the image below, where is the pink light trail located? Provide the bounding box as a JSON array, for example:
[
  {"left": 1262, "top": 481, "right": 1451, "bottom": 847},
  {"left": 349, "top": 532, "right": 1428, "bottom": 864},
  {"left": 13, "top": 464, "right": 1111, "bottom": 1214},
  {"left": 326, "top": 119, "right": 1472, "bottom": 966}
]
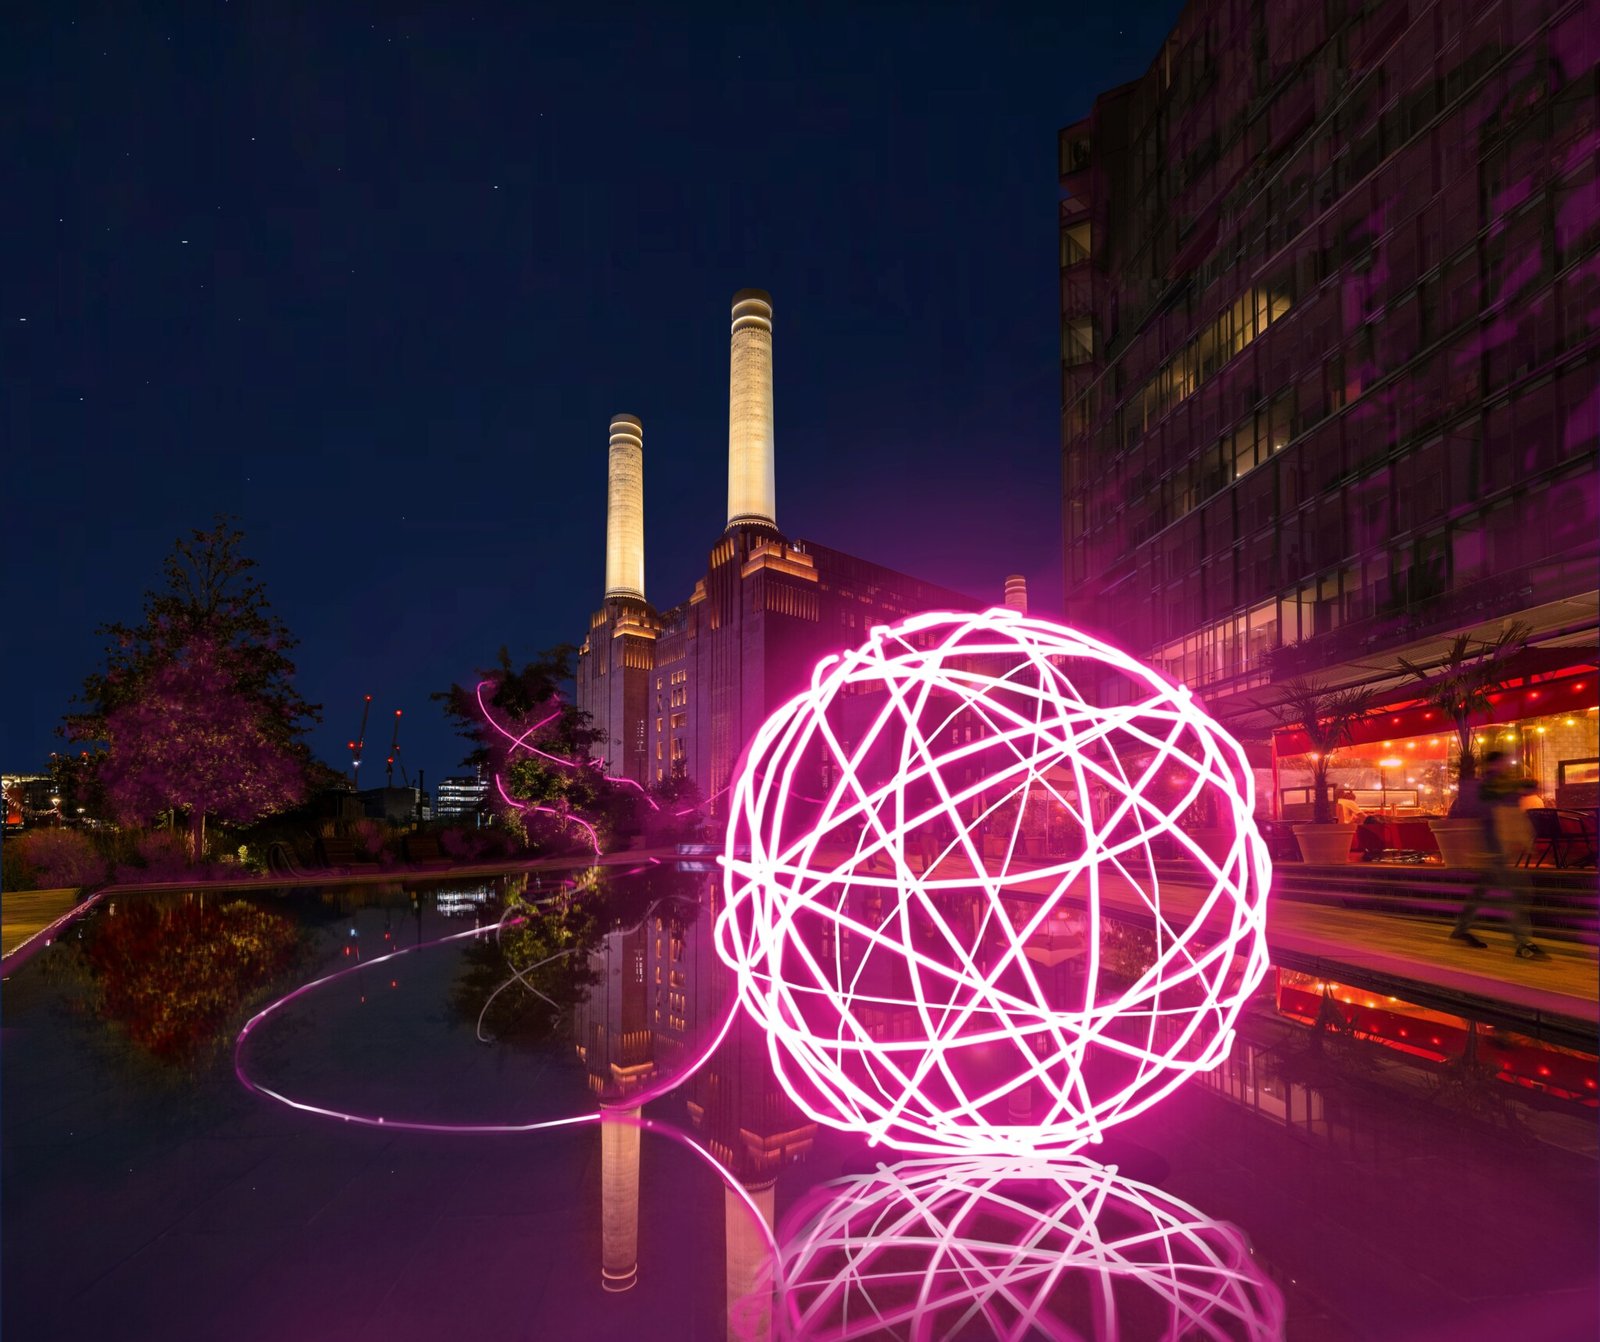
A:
[{"left": 235, "top": 897, "right": 739, "bottom": 1130}]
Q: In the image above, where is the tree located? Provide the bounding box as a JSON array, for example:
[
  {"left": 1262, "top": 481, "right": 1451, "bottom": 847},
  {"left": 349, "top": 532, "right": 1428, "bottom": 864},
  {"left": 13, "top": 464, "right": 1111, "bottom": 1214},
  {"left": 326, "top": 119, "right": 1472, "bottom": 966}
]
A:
[
  {"left": 65, "top": 518, "right": 322, "bottom": 837},
  {"left": 435, "top": 645, "right": 603, "bottom": 833},
  {"left": 67, "top": 517, "right": 320, "bottom": 775},
  {"left": 1267, "top": 677, "right": 1377, "bottom": 824},
  {"left": 452, "top": 888, "right": 601, "bottom": 1046},
  {"left": 99, "top": 637, "right": 306, "bottom": 858},
  {"left": 1395, "top": 623, "right": 1529, "bottom": 800}
]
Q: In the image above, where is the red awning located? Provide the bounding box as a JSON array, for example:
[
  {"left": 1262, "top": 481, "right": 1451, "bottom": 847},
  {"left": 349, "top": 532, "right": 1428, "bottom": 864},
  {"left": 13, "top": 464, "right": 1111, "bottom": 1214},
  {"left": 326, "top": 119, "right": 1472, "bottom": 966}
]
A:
[{"left": 1273, "top": 664, "right": 1597, "bottom": 756}]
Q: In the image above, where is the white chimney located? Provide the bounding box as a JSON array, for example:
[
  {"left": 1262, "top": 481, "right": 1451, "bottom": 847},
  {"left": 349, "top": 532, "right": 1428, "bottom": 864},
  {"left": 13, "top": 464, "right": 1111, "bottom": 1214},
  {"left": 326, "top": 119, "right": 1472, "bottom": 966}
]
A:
[
  {"left": 1004, "top": 574, "right": 1028, "bottom": 615},
  {"left": 726, "top": 289, "right": 776, "bottom": 531},
  {"left": 605, "top": 414, "right": 645, "bottom": 601}
]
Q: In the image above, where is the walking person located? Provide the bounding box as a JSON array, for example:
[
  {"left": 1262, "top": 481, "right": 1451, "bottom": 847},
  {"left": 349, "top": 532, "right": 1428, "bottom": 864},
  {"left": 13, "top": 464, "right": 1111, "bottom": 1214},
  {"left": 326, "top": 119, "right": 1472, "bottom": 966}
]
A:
[{"left": 1447, "top": 750, "right": 1549, "bottom": 960}]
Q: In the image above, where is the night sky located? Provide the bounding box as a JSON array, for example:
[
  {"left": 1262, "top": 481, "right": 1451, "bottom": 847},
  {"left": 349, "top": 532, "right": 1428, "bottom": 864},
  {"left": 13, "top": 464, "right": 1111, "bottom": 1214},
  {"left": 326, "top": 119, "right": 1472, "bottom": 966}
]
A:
[{"left": 6, "top": 3, "right": 1182, "bottom": 787}]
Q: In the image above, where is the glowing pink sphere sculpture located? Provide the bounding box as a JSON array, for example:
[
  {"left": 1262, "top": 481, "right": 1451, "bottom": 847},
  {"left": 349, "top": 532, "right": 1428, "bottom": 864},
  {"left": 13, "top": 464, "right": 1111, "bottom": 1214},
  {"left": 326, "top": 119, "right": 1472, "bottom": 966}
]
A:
[{"left": 715, "top": 609, "right": 1271, "bottom": 1156}]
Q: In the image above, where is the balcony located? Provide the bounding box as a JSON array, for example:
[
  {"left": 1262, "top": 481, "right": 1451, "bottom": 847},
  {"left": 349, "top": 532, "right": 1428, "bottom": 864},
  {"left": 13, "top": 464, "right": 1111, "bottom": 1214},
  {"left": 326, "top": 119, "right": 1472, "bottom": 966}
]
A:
[{"left": 1058, "top": 124, "right": 1092, "bottom": 194}]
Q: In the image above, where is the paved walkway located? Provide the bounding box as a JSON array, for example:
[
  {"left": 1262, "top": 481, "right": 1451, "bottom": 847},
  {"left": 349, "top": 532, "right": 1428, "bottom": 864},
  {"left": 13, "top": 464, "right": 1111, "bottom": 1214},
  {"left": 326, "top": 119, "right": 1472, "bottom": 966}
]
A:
[{"left": 1001, "top": 864, "right": 1599, "bottom": 1029}]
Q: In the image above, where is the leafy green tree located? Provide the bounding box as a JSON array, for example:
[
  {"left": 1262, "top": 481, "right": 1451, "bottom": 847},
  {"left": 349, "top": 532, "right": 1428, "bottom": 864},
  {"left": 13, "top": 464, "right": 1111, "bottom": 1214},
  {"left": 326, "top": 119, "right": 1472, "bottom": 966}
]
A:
[{"left": 435, "top": 645, "right": 603, "bottom": 834}]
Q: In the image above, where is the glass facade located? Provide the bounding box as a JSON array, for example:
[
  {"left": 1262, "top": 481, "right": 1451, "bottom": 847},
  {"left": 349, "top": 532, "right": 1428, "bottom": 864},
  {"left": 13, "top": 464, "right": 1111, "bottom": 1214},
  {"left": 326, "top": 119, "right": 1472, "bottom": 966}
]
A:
[{"left": 1060, "top": 0, "right": 1598, "bottom": 704}]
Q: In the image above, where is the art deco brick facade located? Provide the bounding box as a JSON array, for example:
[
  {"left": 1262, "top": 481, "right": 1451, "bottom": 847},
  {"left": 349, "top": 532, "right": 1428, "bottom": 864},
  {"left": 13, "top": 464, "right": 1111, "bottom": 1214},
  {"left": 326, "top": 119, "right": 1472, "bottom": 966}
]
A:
[{"left": 1060, "top": 0, "right": 1599, "bottom": 712}]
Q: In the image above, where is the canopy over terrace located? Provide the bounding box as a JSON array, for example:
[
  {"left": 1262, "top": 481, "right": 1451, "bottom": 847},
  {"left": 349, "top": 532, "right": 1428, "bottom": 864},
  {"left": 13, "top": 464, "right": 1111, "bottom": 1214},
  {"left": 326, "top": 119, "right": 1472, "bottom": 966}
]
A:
[
  {"left": 1269, "top": 647, "right": 1598, "bottom": 757},
  {"left": 1265, "top": 644, "right": 1598, "bottom": 821}
]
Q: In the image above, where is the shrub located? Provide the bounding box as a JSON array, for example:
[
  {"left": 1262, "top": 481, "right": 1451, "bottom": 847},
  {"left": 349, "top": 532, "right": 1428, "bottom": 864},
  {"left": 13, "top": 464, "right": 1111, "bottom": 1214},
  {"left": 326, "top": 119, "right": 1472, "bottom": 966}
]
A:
[
  {"left": 3, "top": 837, "right": 35, "bottom": 892},
  {"left": 12, "top": 828, "right": 109, "bottom": 890},
  {"left": 128, "top": 830, "right": 195, "bottom": 882},
  {"left": 350, "top": 817, "right": 390, "bottom": 861},
  {"left": 436, "top": 824, "right": 524, "bottom": 863}
]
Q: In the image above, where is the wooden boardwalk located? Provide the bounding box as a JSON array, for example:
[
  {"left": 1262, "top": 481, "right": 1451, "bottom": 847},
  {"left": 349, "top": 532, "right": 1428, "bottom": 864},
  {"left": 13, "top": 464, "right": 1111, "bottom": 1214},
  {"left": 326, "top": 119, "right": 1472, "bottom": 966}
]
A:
[{"left": 1, "top": 888, "right": 80, "bottom": 958}]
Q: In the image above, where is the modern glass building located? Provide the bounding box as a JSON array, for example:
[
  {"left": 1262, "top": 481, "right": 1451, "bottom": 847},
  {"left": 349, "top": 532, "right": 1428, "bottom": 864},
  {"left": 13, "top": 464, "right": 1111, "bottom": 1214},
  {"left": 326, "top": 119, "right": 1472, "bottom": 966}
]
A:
[
  {"left": 434, "top": 772, "right": 488, "bottom": 823},
  {"left": 1059, "top": 0, "right": 1598, "bottom": 811}
]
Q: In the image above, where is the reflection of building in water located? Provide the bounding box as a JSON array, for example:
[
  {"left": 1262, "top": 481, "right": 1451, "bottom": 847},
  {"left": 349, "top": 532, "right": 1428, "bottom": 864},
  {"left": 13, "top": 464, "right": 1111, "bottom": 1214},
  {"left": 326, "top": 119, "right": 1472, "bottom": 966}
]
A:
[
  {"left": 574, "top": 918, "right": 655, "bottom": 1099},
  {"left": 433, "top": 886, "right": 491, "bottom": 918},
  {"left": 600, "top": 1108, "right": 641, "bottom": 1292},
  {"left": 684, "top": 877, "right": 816, "bottom": 1185},
  {"left": 684, "top": 879, "right": 808, "bottom": 1342},
  {"left": 725, "top": 1182, "right": 775, "bottom": 1342},
  {"left": 574, "top": 874, "right": 810, "bottom": 1333},
  {"left": 576, "top": 289, "right": 988, "bottom": 810},
  {"left": 1273, "top": 969, "right": 1598, "bottom": 1106},
  {"left": 1178, "top": 968, "right": 1600, "bottom": 1150},
  {"left": 572, "top": 883, "right": 715, "bottom": 1100}
]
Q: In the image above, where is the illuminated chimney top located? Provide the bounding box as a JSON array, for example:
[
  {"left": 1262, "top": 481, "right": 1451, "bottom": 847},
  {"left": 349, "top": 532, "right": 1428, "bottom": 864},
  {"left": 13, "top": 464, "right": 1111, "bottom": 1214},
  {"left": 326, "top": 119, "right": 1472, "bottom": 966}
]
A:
[
  {"left": 1004, "top": 575, "right": 1028, "bottom": 616},
  {"left": 605, "top": 414, "right": 645, "bottom": 601},
  {"left": 726, "top": 289, "right": 776, "bottom": 532}
]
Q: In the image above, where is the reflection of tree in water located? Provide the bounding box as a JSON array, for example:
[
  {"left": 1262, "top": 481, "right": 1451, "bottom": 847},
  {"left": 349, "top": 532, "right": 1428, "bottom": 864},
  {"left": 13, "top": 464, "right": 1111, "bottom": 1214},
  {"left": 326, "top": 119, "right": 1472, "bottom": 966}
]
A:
[
  {"left": 1423, "top": 1023, "right": 1533, "bottom": 1135},
  {"left": 48, "top": 894, "right": 300, "bottom": 1068},
  {"left": 453, "top": 885, "right": 600, "bottom": 1047},
  {"left": 453, "top": 863, "right": 705, "bottom": 1048},
  {"left": 1262, "top": 989, "right": 1383, "bottom": 1098}
]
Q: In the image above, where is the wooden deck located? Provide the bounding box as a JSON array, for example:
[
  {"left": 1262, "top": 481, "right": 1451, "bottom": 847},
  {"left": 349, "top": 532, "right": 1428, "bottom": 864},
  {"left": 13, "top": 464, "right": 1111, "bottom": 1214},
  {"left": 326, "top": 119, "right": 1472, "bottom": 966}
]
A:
[{"left": 1, "top": 888, "right": 80, "bottom": 959}]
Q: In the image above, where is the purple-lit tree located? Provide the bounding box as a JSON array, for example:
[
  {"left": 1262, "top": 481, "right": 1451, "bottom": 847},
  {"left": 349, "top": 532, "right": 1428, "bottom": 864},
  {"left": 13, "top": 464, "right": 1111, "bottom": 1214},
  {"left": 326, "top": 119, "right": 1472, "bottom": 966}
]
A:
[
  {"left": 66, "top": 518, "right": 323, "bottom": 822},
  {"left": 100, "top": 637, "right": 305, "bottom": 860}
]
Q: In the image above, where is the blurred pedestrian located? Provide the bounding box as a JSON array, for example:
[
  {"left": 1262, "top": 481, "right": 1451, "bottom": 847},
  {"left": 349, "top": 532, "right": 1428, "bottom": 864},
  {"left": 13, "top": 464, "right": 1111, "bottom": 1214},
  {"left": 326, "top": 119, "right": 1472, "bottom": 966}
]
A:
[{"left": 1448, "top": 751, "right": 1548, "bottom": 959}]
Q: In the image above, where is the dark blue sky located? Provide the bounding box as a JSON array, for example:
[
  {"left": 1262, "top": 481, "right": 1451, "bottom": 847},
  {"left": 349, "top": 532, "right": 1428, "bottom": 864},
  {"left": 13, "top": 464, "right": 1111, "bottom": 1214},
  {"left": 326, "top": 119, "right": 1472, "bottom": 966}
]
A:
[{"left": 5, "top": 2, "right": 1182, "bottom": 786}]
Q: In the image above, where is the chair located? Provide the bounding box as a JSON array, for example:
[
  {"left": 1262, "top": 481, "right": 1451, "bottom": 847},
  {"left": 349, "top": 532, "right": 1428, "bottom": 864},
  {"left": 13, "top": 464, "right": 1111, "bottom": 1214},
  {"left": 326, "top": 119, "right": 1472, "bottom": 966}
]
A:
[
  {"left": 1522, "top": 808, "right": 1598, "bottom": 869},
  {"left": 1557, "top": 809, "right": 1598, "bottom": 869},
  {"left": 1521, "top": 808, "right": 1563, "bottom": 867}
]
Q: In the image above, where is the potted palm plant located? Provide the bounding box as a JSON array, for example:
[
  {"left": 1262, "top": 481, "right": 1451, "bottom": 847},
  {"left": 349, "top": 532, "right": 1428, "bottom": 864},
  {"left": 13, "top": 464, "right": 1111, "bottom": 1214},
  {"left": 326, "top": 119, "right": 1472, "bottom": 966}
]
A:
[
  {"left": 1268, "top": 677, "right": 1376, "bottom": 864},
  {"left": 1396, "top": 623, "right": 1529, "bottom": 867}
]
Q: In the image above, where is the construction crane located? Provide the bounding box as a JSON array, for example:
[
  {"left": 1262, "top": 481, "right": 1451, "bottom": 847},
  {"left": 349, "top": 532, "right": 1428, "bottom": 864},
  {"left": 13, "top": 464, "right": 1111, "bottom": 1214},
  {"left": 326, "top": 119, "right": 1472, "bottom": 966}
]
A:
[
  {"left": 386, "top": 708, "right": 411, "bottom": 788},
  {"left": 348, "top": 694, "right": 373, "bottom": 789}
]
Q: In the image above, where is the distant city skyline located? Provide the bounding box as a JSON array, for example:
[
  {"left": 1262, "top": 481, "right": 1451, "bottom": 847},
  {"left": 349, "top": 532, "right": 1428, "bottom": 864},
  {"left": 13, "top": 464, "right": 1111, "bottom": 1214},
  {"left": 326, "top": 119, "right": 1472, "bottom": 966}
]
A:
[{"left": 3, "top": 3, "right": 1185, "bottom": 781}]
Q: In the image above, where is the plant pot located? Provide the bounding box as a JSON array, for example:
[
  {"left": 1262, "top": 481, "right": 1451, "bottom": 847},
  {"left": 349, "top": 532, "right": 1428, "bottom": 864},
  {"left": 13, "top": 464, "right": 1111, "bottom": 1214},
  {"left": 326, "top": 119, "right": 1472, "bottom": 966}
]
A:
[
  {"left": 1429, "top": 818, "right": 1486, "bottom": 869},
  {"left": 1291, "top": 822, "right": 1356, "bottom": 865}
]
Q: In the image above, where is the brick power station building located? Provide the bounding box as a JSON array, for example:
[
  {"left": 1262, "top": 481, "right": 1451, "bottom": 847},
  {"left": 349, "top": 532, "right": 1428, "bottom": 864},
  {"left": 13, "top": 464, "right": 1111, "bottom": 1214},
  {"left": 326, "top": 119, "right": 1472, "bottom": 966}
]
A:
[{"left": 576, "top": 290, "right": 1002, "bottom": 810}]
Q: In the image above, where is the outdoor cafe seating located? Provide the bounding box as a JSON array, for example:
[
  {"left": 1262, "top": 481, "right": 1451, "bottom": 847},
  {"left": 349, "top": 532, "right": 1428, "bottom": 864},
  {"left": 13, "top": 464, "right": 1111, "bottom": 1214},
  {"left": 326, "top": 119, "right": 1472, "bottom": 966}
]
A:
[{"left": 1518, "top": 808, "right": 1599, "bottom": 869}]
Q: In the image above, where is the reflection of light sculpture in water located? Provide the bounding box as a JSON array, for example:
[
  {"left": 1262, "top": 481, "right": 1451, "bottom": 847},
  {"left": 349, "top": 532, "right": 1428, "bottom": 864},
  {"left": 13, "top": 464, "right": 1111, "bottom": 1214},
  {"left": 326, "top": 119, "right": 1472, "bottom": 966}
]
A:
[
  {"left": 764, "top": 1157, "right": 1284, "bottom": 1342},
  {"left": 716, "top": 609, "right": 1272, "bottom": 1156}
]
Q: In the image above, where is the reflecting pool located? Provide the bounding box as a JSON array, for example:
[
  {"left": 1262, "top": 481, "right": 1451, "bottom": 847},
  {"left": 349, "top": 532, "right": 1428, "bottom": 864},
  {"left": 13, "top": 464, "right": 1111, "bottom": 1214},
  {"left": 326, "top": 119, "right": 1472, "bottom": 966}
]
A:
[{"left": 3, "top": 865, "right": 1595, "bottom": 1340}]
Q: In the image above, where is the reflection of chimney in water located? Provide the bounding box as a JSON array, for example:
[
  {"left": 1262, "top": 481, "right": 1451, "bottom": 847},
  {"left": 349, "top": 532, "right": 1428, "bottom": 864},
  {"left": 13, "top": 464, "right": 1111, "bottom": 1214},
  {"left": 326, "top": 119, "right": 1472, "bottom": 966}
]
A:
[
  {"left": 600, "top": 1108, "right": 641, "bottom": 1292},
  {"left": 725, "top": 1180, "right": 776, "bottom": 1342},
  {"left": 605, "top": 415, "right": 645, "bottom": 601},
  {"left": 725, "top": 290, "right": 776, "bottom": 531},
  {"left": 1004, "top": 574, "right": 1028, "bottom": 616}
]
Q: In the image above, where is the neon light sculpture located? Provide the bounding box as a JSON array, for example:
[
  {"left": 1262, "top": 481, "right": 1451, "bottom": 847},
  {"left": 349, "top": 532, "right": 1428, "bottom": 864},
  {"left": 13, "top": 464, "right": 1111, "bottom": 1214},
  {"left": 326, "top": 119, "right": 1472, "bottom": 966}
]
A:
[
  {"left": 715, "top": 608, "right": 1271, "bottom": 1156},
  {"left": 767, "top": 1156, "right": 1284, "bottom": 1341}
]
